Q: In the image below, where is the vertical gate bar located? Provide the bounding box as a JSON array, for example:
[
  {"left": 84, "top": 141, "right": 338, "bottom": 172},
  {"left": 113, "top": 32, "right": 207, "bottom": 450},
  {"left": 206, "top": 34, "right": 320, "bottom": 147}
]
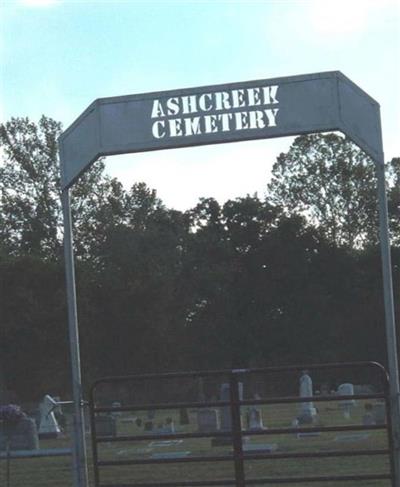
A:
[
  {"left": 61, "top": 189, "right": 89, "bottom": 487},
  {"left": 382, "top": 369, "right": 396, "bottom": 487},
  {"left": 89, "top": 384, "right": 101, "bottom": 487},
  {"left": 229, "top": 373, "right": 245, "bottom": 487}
]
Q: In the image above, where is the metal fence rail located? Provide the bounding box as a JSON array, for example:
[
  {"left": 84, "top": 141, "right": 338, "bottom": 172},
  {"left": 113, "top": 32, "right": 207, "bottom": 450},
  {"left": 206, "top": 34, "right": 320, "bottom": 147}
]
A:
[{"left": 89, "top": 362, "right": 395, "bottom": 487}]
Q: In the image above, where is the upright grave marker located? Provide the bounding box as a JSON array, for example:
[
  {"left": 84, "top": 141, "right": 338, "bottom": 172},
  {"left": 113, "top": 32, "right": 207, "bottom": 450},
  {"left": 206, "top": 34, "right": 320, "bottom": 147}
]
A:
[{"left": 59, "top": 71, "right": 400, "bottom": 487}]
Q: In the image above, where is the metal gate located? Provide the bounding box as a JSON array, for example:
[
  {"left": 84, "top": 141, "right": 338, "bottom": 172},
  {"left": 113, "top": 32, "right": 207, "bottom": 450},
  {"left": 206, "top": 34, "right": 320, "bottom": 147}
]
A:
[{"left": 89, "top": 362, "right": 395, "bottom": 486}]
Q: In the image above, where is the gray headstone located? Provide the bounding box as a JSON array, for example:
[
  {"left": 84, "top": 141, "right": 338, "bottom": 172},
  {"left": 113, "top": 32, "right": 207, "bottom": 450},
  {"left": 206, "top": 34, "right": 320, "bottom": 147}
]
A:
[
  {"left": 111, "top": 401, "right": 122, "bottom": 418},
  {"left": 362, "top": 413, "right": 376, "bottom": 426},
  {"left": 197, "top": 409, "right": 219, "bottom": 433},
  {"left": 372, "top": 403, "right": 386, "bottom": 425},
  {"left": 197, "top": 377, "right": 206, "bottom": 402},
  {"left": 220, "top": 382, "right": 243, "bottom": 431},
  {"left": 0, "top": 417, "right": 39, "bottom": 451},
  {"left": 154, "top": 421, "right": 175, "bottom": 435},
  {"left": 179, "top": 408, "right": 190, "bottom": 425},
  {"left": 95, "top": 415, "right": 117, "bottom": 437}
]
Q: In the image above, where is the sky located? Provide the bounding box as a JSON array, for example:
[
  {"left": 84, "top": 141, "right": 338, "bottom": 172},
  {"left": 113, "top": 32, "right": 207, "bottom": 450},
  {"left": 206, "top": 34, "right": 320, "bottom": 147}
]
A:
[{"left": 1, "top": 0, "right": 399, "bottom": 210}]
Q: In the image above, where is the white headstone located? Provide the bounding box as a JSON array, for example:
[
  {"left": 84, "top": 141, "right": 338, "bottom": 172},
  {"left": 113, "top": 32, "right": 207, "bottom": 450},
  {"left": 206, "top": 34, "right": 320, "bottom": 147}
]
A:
[
  {"left": 248, "top": 407, "right": 265, "bottom": 430},
  {"left": 38, "top": 395, "right": 61, "bottom": 437},
  {"left": 298, "top": 371, "right": 317, "bottom": 421},
  {"left": 337, "top": 383, "right": 356, "bottom": 419}
]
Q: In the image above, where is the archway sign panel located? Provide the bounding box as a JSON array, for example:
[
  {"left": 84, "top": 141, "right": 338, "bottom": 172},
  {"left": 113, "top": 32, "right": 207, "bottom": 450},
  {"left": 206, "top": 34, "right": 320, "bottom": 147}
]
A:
[
  {"left": 59, "top": 71, "right": 382, "bottom": 190},
  {"left": 59, "top": 71, "right": 399, "bottom": 487}
]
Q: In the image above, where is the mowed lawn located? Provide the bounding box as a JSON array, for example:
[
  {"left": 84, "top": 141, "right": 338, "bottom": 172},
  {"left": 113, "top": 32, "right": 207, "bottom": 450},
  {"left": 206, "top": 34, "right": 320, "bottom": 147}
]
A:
[{"left": 1, "top": 399, "right": 393, "bottom": 487}]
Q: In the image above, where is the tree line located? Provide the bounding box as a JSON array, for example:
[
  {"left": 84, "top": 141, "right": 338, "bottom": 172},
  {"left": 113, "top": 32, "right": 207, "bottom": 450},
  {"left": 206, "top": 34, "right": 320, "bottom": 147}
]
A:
[{"left": 0, "top": 116, "right": 399, "bottom": 401}]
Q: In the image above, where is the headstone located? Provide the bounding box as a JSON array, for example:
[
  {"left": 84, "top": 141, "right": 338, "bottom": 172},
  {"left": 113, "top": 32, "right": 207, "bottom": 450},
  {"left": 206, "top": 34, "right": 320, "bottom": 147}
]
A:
[
  {"left": 334, "top": 433, "right": 369, "bottom": 442},
  {"left": 165, "top": 417, "right": 174, "bottom": 431},
  {"left": 362, "top": 412, "right": 376, "bottom": 426},
  {"left": 320, "top": 383, "right": 329, "bottom": 396},
  {"left": 220, "top": 382, "right": 243, "bottom": 431},
  {"left": 150, "top": 439, "right": 183, "bottom": 448},
  {"left": 337, "top": 383, "right": 356, "bottom": 419},
  {"left": 211, "top": 382, "right": 246, "bottom": 447},
  {"left": 151, "top": 451, "right": 190, "bottom": 459},
  {"left": 144, "top": 421, "right": 154, "bottom": 431},
  {"left": 298, "top": 371, "right": 317, "bottom": 424},
  {"left": 242, "top": 443, "right": 277, "bottom": 453},
  {"left": 354, "top": 384, "right": 375, "bottom": 395},
  {"left": 197, "top": 409, "right": 219, "bottom": 433},
  {"left": 247, "top": 407, "right": 265, "bottom": 431},
  {"left": 297, "top": 432, "right": 321, "bottom": 438},
  {"left": 38, "top": 395, "right": 61, "bottom": 438},
  {"left": 0, "top": 417, "right": 39, "bottom": 451},
  {"left": 198, "top": 377, "right": 206, "bottom": 402},
  {"left": 154, "top": 420, "right": 175, "bottom": 435},
  {"left": 111, "top": 401, "right": 122, "bottom": 418},
  {"left": 179, "top": 408, "right": 190, "bottom": 425},
  {"left": 372, "top": 402, "right": 386, "bottom": 425},
  {"left": 95, "top": 415, "right": 117, "bottom": 437}
]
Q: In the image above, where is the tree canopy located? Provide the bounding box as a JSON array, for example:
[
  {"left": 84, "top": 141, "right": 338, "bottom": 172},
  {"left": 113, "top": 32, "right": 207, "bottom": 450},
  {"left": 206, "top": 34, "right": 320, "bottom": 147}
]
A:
[
  {"left": 267, "top": 133, "right": 391, "bottom": 248},
  {"left": 0, "top": 117, "right": 399, "bottom": 400}
]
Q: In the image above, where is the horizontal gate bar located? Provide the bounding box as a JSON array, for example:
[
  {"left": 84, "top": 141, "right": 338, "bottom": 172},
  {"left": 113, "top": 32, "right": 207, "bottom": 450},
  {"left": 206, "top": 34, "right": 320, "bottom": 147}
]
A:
[
  {"left": 0, "top": 448, "right": 72, "bottom": 460},
  {"left": 244, "top": 473, "right": 392, "bottom": 484},
  {"left": 92, "top": 393, "right": 385, "bottom": 414},
  {"left": 98, "top": 473, "right": 392, "bottom": 487},
  {"left": 91, "top": 361, "right": 388, "bottom": 388},
  {"left": 96, "top": 448, "right": 390, "bottom": 467},
  {"left": 94, "top": 423, "right": 386, "bottom": 444},
  {"left": 99, "top": 480, "right": 236, "bottom": 487},
  {"left": 98, "top": 454, "right": 234, "bottom": 466}
]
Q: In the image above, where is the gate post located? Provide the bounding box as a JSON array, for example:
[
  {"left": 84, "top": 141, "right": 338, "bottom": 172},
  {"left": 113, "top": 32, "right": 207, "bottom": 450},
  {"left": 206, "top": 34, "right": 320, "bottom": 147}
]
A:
[
  {"left": 61, "top": 189, "right": 89, "bottom": 487},
  {"left": 376, "top": 157, "right": 400, "bottom": 483}
]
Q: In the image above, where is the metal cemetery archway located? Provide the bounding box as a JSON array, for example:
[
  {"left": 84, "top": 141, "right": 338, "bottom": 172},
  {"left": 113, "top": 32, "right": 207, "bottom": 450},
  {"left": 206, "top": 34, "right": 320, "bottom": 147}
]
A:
[{"left": 58, "top": 71, "right": 400, "bottom": 487}]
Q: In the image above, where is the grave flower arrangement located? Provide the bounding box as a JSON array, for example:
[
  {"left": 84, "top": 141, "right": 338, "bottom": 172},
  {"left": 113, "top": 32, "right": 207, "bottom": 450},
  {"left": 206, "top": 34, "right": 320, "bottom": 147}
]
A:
[
  {"left": 0, "top": 404, "right": 26, "bottom": 435},
  {"left": 0, "top": 404, "right": 26, "bottom": 487},
  {"left": 0, "top": 404, "right": 27, "bottom": 487}
]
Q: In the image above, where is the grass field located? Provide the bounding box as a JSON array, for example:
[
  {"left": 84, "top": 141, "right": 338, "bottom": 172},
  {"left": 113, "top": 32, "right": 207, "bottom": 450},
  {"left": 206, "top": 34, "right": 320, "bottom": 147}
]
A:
[{"left": 0, "top": 398, "right": 393, "bottom": 486}]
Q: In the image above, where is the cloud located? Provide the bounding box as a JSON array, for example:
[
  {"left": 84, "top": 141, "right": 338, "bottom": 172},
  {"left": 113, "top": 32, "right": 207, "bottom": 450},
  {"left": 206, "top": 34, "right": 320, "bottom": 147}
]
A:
[
  {"left": 308, "top": 0, "right": 398, "bottom": 37},
  {"left": 103, "top": 137, "right": 294, "bottom": 210},
  {"left": 19, "top": 0, "right": 61, "bottom": 7}
]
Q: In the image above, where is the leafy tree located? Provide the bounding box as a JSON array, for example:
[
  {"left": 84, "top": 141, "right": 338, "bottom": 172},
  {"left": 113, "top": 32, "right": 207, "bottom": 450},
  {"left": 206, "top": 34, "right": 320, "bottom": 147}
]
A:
[
  {"left": 387, "top": 157, "right": 400, "bottom": 246},
  {"left": 182, "top": 195, "right": 279, "bottom": 368},
  {"left": 0, "top": 116, "right": 125, "bottom": 260},
  {"left": 267, "top": 133, "right": 381, "bottom": 248},
  {"left": 0, "top": 252, "right": 70, "bottom": 400},
  {"left": 82, "top": 184, "right": 191, "bottom": 377},
  {"left": 0, "top": 116, "right": 62, "bottom": 258}
]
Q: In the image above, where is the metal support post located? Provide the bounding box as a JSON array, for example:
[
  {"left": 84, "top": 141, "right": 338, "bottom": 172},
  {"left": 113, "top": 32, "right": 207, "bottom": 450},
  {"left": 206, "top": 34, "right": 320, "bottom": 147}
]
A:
[
  {"left": 229, "top": 373, "right": 245, "bottom": 487},
  {"left": 376, "top": 156, "right": 400, "bottom": 484},
  {"left": 61, "top": 189, "right": 89, "bottom": 487}
]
